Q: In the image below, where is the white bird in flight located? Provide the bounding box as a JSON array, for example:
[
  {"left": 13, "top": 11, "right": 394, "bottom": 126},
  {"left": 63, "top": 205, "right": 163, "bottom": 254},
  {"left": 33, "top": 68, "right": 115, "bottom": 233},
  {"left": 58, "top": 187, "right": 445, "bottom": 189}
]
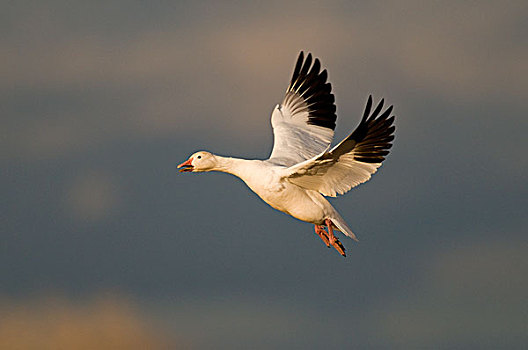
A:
[{"left": 178, "top": 52, "right": 395, "bottom": 256}]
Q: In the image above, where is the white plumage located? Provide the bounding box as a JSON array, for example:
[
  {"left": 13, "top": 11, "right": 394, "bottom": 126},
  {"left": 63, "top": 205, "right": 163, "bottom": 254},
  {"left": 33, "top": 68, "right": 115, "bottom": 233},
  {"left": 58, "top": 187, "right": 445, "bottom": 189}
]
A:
[{"left": 178, "top": 52, "right": 396, "bottom": 256}]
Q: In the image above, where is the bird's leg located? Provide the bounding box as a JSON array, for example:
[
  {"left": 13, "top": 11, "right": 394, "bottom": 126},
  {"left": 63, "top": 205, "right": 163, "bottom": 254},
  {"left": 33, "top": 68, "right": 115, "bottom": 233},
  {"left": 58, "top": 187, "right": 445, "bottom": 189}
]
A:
[
  {"left": 325, "top": 219, "right": 346, "bottom": 257},
  {"left": 314, "top": 225, "right": 330, "bottom": 247}
]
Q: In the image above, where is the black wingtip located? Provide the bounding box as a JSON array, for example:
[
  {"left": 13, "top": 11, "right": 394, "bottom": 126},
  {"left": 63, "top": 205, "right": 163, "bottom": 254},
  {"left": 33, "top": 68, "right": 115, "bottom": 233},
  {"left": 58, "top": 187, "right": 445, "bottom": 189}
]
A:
[
  {"left": 335, "top": 94, "right": 396, "bottom": 163},
  {"left": 298, "top": 51, "right": 304, "bottom": 60},
  {"left": 363, "top": 95, "right": 373, "bottom": 121},
  {"left": 285, "top": 52, "right": 337, "bottom": 131},
  {"left": 309, "top": 58, "right": 321, "bottom": 76},
  {"left": 370, "top": 98, "right": 385, "bottom": 120}
]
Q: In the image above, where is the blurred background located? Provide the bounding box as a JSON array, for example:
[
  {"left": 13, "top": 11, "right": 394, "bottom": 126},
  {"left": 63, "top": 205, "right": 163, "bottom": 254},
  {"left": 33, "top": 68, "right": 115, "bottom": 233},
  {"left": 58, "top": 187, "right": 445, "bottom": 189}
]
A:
[{"left": 2, "top": 1, "right": 527, "bottom": 349}]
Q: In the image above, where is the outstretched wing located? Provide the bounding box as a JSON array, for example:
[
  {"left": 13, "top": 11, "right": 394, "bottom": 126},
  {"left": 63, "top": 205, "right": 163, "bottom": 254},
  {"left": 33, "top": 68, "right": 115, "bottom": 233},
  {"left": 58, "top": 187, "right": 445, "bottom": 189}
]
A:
[
  {"left": 284, "top": 96, "right": 395, "bottom": 197},
  {"left": 267, "top": 52, "right": 337, "bottom": 167}
]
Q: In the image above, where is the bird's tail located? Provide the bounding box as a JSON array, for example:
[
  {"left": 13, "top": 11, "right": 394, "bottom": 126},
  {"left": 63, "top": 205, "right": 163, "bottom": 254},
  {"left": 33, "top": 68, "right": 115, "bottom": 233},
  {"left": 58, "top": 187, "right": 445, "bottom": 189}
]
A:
[{"left": 329, "top": 211, "right": 359, "bottom": 242}]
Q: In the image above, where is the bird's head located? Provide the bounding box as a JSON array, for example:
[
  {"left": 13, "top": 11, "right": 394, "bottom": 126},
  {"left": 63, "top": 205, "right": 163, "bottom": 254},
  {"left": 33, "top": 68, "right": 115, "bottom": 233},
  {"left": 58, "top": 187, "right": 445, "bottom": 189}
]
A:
[{"left": 177, "top": 151, "right": 217, "bottom": 173}]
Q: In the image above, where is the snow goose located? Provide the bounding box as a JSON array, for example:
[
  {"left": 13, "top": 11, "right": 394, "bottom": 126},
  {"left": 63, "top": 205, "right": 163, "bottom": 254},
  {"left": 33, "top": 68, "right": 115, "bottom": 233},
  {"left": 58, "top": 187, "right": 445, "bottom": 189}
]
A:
[{"left": 178, "top": 52, "right": 395, "bottom": 257}]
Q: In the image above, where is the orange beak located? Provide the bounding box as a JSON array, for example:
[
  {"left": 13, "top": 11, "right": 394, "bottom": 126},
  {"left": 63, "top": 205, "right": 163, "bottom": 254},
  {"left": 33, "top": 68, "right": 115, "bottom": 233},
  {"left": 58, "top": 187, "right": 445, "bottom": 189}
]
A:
[{"left": 177, "top": 157, "right": 194, "bottom": 172}]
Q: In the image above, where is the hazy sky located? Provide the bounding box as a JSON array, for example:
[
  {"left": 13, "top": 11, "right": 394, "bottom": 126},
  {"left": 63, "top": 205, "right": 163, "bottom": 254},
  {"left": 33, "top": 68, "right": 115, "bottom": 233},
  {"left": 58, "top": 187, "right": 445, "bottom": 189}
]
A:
[{"left": 2, "top": 1, "right": 527, "bottom": 349}]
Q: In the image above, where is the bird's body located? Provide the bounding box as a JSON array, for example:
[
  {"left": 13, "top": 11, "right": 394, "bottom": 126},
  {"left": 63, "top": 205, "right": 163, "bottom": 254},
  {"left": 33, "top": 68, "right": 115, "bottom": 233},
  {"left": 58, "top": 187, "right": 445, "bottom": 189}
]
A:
[
  {"left": 178, "top": 52, "right": 395, "bottom": 256},
  {"left": 205, "top": 156, "right": 335, "bottom": 225}
]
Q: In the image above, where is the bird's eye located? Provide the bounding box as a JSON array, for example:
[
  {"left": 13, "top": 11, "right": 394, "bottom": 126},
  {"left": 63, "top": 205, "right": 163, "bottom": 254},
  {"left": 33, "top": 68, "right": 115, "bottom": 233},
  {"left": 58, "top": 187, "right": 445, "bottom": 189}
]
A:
[{"left": 197, "top": 155, "right": 201, "bottom": 159}]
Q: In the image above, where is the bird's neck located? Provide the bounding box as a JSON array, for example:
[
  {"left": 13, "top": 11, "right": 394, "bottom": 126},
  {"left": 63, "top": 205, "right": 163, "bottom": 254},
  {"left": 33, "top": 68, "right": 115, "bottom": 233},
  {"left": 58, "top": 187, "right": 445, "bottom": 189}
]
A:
[{"left": 213, "top": 155, "right": 256, "bottom": 180}]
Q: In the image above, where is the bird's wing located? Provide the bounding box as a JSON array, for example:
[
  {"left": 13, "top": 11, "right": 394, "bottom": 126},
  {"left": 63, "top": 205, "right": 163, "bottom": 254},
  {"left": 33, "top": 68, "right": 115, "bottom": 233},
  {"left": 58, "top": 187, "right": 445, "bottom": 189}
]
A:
[
  {"left": 267, "top": 52, "right": 337, "bottom": 167},
  {"left": 283, "top": 96, "right": 395, "bottom": 197}
]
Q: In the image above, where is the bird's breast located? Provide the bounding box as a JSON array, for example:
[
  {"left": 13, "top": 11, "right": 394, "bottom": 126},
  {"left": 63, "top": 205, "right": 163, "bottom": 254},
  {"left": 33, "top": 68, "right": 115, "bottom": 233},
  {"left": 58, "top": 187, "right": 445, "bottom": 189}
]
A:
[
  {"left": 232, "top": 163, "right": 327, "bottom": 224},
  {"left": 251, "top": 183, "right": 326, "bottom": 224}
]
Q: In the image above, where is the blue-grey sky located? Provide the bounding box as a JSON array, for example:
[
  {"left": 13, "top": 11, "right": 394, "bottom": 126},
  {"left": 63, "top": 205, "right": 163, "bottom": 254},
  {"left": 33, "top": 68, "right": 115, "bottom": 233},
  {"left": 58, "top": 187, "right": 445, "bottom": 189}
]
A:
[{"left": 2, "top": 1, "right": 527, "bottom": 348}]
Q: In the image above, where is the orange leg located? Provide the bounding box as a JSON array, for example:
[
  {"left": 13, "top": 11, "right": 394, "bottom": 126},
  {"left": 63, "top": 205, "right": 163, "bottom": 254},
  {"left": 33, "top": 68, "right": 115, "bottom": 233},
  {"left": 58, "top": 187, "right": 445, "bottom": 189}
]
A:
[
  {"left": 325, "top": 219, "right": 346, "bottom": 257},
  {"left": 314, "top": 225, "right": 330, "bottom": 247}
]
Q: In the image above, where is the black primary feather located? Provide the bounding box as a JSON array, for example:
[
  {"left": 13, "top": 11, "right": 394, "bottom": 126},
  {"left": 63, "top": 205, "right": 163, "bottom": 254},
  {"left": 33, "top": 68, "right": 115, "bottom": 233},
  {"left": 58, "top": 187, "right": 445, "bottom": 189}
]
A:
[
  {"left": 331, "top": 95, "right": 396, "bottom": 163},
  {"left": 285, "top": 51, "right": 337, "bottom": 130}
]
